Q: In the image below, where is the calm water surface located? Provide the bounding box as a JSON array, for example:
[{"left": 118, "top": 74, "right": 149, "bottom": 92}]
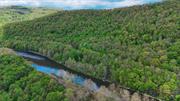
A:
[{"left": 16, "top": 51, "right": 110, "bottom": 91}]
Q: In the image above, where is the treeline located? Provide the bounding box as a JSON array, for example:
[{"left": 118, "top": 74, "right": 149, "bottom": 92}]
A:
[
  {"left": 0, "top": 51, "right": 68, "bottom": 101},
  {"left": 0, "top": 0, "right": 179, "bottom": 100}
]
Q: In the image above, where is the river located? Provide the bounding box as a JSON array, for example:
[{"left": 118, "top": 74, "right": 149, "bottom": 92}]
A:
[{"left": 16, "top": 51, "right": 111, "bottom": 91}]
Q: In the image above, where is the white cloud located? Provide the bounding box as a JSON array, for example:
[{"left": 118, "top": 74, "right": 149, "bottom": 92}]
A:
[
  {"left": 55, "top": 0, "right": 143, "bottom": 8},
  {"left": 0, "top": 0, "right": 40, "bottom": 7},
  {"left": 0, "top": 0, "right": 161, "bottom": 9}
]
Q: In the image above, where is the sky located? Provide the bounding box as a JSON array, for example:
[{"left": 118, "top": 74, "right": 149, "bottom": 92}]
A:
[{"left": 0, "top": 0, "right": 163, "bottom": 10}]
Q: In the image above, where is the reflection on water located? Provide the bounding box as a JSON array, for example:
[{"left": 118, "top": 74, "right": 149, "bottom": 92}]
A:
[
  {"left": 32, "top": 64, "right": 99, "bottom": 91},
  {"left": 16, "top": 51, "right": 109, "bottom": 91},
  {"left": 17, "top": 52, "right": 45, "bottom": 60}
]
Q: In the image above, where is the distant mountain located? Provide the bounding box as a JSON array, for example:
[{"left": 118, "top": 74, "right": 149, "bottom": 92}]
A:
[
  {"left": 0, "top": 6, "right": 58, "bottom": 26},
  {"left": 7, "top": 6, "right": 32, "bottom": 14}
]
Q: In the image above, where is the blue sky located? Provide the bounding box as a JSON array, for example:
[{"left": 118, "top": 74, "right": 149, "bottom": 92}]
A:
[{"left": 0, "top": 0, "right": 163, "bottom": 10}]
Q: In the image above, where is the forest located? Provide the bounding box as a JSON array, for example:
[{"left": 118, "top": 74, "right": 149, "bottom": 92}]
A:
[
  {"left": 0, "top": 48, "right": 68, "bottom": 101},
  {"left": 0, "top": 0, "right": 179, "bottom": 100},
  {"left": 0, "top": 6, "right": 57, "bottom": 40}
]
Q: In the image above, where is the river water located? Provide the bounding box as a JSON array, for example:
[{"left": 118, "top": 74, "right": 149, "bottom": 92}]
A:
[{"left": 16, "top": 51, "right": 111, "bottom": 91}]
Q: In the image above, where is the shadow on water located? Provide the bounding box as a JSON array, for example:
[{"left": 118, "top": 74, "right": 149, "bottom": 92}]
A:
[{"left": 16, "top": 51, "right": 111, "bottom": 91}]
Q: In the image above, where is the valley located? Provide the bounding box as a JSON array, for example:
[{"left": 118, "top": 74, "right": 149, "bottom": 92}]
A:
[{"left": 0, "top": 0, "right": 179, "bottom": 101}]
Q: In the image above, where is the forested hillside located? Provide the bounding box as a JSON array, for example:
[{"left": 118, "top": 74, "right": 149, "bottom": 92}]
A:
[
  {"left": 0, "top": 0, "right": 179, "bottom": 100},
  {"left": 0, "top": 6, "right": 57, "bottom": 40},
  {"left": 0, "top": 6, "right": 57, "bottom": 26},
  {"left": 0, "top": 48, "right": 67, "bottom": 101}
]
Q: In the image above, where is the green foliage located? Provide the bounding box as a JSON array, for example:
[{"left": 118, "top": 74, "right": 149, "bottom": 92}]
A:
[
  {"left": 0, "top": 53, "right": 67, "bottom": 101},
  {"left": 46, "top": 91, "right": 64, "bottom": 101},
  {"left": 175, "top": 95, "right": 180, "bottom": 101},
  {"left": 0, "top": 6, "right": 57, "bottom": 47},
  {"left": 0, "top": 6, "right": 57, "bottom": 26},
  {"left": 0, "top": 92, "right": 12, "bottom": 101},
  {"left": 0, "top": 0, "right": 179, "bottom": 100}
]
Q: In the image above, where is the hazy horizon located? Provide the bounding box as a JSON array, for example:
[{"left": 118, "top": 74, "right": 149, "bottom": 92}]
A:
[{"left": 0, "top": 0, "right": 163, "bottom": 10}]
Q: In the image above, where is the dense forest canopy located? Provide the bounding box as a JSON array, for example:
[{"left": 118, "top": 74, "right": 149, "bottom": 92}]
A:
[
  {"left": 0, "top": 6, "right": 57, "bottom": 40},
  {"left": 0, "top": 0, "right": 179, "bottom": 100},
  {"left": 0, "top": 48, "right": 67, "bottom": 101}
]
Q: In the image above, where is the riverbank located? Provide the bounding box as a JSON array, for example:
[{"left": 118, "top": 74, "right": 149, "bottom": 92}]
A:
[{"left": 16, "top": 49, "right": 161, "bottom": 101}]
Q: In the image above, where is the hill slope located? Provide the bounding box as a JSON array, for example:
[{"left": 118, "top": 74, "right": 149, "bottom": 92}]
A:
[
  {"left": 0, "top": 6, "right": 57, "bottom": 26},
  {"left": 0, "top": 0, "right": 179, "bottom": 100},
  {"left": 0, "top": 6, "right": 57, "bottom": 42}
]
